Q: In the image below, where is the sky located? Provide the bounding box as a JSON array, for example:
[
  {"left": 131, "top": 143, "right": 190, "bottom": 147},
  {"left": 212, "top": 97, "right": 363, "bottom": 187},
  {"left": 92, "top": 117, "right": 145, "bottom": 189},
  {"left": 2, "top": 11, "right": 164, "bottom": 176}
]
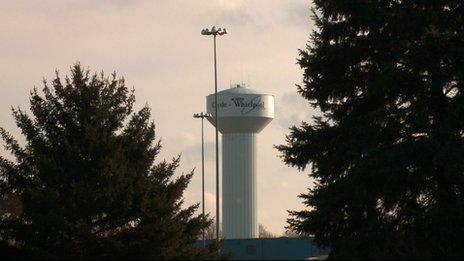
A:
[{"left": 0, "top": 0, "right": 317, "bottom": 235}]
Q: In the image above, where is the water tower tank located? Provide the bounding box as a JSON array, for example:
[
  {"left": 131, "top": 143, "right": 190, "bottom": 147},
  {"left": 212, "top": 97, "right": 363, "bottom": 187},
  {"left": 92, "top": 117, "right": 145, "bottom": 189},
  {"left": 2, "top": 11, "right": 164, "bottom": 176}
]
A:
[{"left": 206, "top": 84, "right": 274, "bottom": 239}]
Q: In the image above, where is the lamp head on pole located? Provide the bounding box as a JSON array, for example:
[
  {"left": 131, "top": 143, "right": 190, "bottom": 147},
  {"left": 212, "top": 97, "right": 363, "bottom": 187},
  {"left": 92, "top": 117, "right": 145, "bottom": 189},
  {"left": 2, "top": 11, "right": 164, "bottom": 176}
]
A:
[
  {"left": 193, "top": 112, "right": 212, "bottom": 119},
  {"left": 201, "top": 26, "right": 228, "bottom": 36}
]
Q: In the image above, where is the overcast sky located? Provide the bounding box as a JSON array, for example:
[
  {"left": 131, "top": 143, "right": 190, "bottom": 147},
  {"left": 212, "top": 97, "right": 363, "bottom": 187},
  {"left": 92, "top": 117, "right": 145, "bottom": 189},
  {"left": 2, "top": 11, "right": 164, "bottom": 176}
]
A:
[{"left": 0, "top": 0, "right": 317, "bottom": 235}]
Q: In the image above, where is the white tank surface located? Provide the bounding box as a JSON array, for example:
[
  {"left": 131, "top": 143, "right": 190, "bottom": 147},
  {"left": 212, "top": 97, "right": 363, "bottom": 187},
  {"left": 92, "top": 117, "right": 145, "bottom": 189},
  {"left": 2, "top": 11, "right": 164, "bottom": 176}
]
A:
[
  {"left": 206, "top": 84, "right": 274, "bottom": 239},
  {"left": 206, "top": 85, "right": 274, "bottom": 133}
]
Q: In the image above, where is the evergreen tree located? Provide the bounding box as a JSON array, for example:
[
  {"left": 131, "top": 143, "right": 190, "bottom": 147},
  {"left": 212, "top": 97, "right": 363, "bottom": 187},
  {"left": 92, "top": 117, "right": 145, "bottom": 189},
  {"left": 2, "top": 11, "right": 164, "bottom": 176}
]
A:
[
  {"left": 278, "top": 1, "right": 464, "bottom": 259},
  {"left": 0, "top": 64, "right": 221, "bottom": 259}
]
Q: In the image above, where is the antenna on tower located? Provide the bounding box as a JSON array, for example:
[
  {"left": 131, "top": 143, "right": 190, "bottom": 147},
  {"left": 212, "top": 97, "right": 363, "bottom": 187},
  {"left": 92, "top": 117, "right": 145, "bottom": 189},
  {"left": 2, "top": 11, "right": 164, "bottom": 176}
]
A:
[
  {"left": 240, "top": 64, "right": 244, "bottom": 88},
  {"left": 247, "top": 73, "right": 251, "bottom": 88}
]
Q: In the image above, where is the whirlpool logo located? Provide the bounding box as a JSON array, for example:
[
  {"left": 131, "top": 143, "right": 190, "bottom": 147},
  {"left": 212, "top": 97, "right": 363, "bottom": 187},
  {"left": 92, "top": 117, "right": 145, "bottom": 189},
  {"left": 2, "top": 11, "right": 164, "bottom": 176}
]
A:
[
  {"left": 211, "top": 96, "right": 266, "bottom": 115},
  {"left": 231, "top": 96, "right": 265, "bottom": 115}
]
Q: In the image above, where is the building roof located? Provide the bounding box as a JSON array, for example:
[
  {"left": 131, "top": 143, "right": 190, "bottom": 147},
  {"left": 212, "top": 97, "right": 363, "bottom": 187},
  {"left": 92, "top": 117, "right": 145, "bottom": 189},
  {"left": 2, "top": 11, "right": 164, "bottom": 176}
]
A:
[{"left": 196, "top": 237, "right": 330, "bottom": 260}]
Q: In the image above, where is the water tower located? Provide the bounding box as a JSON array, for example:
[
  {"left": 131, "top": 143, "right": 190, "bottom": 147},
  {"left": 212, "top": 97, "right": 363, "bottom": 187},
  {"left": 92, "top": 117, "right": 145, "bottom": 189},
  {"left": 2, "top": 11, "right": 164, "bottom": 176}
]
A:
[{"left": 206, "top": 84, "right": 274, "bottom": 239}]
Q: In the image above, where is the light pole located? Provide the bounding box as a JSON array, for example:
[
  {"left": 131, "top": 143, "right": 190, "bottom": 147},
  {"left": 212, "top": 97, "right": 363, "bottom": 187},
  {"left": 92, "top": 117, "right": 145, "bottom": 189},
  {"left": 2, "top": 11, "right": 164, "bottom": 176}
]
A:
[
  {"left": 201, "top": 26, "right": 228, "bottom": 242},
  {"left": 193, "top": 112, "right": 211, "bottom": 247}
]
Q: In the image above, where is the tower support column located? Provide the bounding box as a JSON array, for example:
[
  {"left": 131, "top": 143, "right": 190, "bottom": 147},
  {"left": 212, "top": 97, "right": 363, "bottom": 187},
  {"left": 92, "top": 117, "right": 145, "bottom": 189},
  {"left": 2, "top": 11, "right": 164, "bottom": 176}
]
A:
[{"left": 222, "top": 132, "right": 258, "bottom": 239}]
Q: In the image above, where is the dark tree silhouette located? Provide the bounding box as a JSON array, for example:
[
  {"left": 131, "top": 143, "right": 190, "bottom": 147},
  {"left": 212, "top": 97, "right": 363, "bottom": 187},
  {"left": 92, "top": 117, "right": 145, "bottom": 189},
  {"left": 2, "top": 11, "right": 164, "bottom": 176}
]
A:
[
  {"left": 0, "top": 64, "right": 221, "bottom": 259},
  {"left": 278, "top": 1, "right": 464, "bottom": 259}
]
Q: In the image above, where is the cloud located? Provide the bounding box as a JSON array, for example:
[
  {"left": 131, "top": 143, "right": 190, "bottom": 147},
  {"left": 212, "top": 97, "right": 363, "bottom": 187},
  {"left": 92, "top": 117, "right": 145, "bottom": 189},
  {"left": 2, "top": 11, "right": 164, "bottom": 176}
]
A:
[
  {"left": 283, "top": 1, "right": 312, "bottom": 28},
  {"left": 205, "top": 191, "right": 216, "bottom": 206},
  {"left": 275, "top": 91, "right": 319, "bottom": 130},
  {"left": 280, "top": 181, "right": 289, "bottom": 189},
  {"left": 179, "top": 131, "right": 199, "bottom": 147},
  {"left": 216, "top": 8, "right": 254, "bottom": 26},
  {"left": 181, "top": 140, "right": 216, "bottom": 163}
]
